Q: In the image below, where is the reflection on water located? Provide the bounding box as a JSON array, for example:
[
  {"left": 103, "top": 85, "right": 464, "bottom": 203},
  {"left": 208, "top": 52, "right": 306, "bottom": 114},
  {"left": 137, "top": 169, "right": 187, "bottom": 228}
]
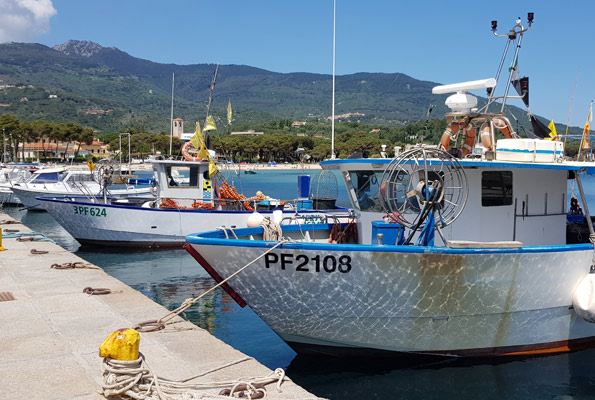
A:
[
  {"left": 287, "top": 350, "right": 595, "bottom": 400},
  {"left": 4, "top": 170, "right": 595, "bottom": 399}
]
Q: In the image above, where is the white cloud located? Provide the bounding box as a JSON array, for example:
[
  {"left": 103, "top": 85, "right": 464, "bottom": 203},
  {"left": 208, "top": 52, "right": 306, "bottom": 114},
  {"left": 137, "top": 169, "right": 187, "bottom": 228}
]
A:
[{"left": 0, "top": 0, "right": 57, "bottom": 43}]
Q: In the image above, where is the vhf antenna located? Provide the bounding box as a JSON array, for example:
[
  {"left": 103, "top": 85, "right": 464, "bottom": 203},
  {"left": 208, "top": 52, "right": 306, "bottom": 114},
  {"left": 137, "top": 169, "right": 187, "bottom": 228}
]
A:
[{"left": 485, "top": 13, "right": 534, "bottom": 113}]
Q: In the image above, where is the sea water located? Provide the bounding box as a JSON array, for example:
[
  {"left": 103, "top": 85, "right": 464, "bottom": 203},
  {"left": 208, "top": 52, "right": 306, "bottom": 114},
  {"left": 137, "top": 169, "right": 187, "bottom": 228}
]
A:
[{"left": 4, "top": 169, "right": 595, "bottom": 400}]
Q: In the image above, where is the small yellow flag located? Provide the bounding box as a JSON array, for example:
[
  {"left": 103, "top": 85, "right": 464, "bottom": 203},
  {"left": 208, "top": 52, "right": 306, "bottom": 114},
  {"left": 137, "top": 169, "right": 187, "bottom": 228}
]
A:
[
  {"left": 548, "top": 120, "right": 557, "bottom": 139},
  {"left": 227, "top": 100, "right": 232, "bottom": 124},
  {"left": 191, "top": 122, "right": 202, "bottom": 148},
  {"left": 86, "top": 156, "right": 95, "bottom": 172},
  {"left": 197, "top": 144, "right": 210, "bottom": 160},
  {"left": 581, "top": 122, "right": 591, "bottom": 149},
  {"left": 208, "top": 159, "right": 219, "bottom": 178},
  {"left": 204, "top": 115, "right": 217, "bottom": 132}
]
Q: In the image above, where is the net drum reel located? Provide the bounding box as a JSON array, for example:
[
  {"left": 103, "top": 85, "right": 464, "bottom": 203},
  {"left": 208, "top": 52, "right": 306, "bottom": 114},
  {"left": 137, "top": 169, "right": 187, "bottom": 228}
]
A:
[{"left": 379, "top": 147, "right": 469, "bottom": 245}]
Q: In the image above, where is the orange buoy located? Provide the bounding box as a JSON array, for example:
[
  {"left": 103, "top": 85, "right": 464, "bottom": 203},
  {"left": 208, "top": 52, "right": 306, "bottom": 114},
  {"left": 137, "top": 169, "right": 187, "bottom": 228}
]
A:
[
  {"left": 462, "top": 124, "right": 477, "bottom": 157},
  {"left": 439, "top": 122, "right": 460, "bottom": 151}
]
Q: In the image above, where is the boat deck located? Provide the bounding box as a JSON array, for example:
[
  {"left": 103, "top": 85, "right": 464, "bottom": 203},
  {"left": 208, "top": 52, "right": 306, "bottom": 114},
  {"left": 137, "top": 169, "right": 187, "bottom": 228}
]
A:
[{"left": 0, "top": 211, "right": 322, "bottom": 399}]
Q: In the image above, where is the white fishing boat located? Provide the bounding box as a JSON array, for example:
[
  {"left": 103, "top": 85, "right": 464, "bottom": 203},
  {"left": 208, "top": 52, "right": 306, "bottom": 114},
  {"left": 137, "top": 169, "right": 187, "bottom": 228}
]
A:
[
  {"left": 38, "top": 158, "right": 349, "bottom": 247},
  {"left": 185, "top": 15, "right": 595, "bottom": 357},
  {"left": 0, "top": 163, "right": 41, "bottom": 205},
  {"left": 11, "top": 166, "right": 152, "bottom": 211}
]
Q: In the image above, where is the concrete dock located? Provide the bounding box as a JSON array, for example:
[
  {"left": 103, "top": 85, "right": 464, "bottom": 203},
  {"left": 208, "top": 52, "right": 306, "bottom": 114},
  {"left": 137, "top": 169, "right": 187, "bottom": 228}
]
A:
[{"left": 0, "top": 211, "right": 323, "bottom": 399}]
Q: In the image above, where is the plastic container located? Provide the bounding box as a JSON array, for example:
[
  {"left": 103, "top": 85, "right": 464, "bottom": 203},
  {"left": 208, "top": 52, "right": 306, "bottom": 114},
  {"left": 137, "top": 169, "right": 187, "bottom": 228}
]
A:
[
  {"left": 297, "top": 175, "right": 311, "bottom": 199},
  {"left": 371, "top": 221, "right": 405, "bottom": 245}
]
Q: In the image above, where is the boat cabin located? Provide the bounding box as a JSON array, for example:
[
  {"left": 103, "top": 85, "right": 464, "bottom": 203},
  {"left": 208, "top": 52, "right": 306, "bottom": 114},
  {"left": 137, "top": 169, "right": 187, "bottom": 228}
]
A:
[
  {"left": 323, "top": 149, "right": 594, "bottom": 247},
  {"left": 25, "top": 167, "right": 97, "bottom": 185},
  {"left": 151, "top": 159, "right": 214, "bottom": 207}
]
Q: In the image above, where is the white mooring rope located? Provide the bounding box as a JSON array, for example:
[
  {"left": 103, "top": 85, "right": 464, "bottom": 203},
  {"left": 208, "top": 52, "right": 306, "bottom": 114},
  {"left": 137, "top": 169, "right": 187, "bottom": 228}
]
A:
[{"left": 101, "top": 353, "right": 286, "bottom": 399}]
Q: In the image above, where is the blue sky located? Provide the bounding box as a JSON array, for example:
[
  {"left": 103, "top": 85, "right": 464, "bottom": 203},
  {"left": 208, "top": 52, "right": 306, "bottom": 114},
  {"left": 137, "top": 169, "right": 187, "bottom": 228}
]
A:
[{"left": 1, "top": 0, "right": 593, "bottom": 128}]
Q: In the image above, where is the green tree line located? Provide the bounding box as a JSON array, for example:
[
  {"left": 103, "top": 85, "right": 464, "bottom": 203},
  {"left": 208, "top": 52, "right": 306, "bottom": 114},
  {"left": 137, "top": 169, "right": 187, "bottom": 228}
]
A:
[
  {"left": 0, "top": 114, "right": 95, "bottom": 162},
  {"left": 1, "top": 114, "right": 451, "bottom": 163}
]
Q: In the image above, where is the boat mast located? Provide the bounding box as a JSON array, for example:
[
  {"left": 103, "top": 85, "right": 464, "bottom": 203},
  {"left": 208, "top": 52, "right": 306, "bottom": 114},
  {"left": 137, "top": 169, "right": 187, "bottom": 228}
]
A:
[
  {"left": 486, "top": 13, "right": 534, "bottom": 113},
  {"left": 170, "top": 72, "right": 175, "bottom": 156},
  {"left": 330, "top": 0, "right": 336, "bottom": 159},
  {"left": 204, "top": 65, "right": 219, "bottom": 129}
]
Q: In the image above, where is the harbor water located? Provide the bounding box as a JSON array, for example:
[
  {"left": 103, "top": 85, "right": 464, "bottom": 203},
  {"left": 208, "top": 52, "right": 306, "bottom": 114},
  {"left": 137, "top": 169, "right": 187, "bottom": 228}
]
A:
[{"left": 4, "top": 168, "right": 595, "bottom": 400}]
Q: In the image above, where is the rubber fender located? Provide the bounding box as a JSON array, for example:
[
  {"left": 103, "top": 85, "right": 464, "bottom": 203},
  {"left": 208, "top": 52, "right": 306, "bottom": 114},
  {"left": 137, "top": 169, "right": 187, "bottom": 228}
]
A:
[
  {"left": 99, "top": 328, "right": 140, "bottom": 360},
  {"left": 572, "top": 273, "right": 595, "bottom": 323}
]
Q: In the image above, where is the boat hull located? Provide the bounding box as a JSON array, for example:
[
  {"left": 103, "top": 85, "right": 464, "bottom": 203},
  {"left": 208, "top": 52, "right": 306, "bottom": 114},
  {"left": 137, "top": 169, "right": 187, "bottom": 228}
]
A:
[
  {"left": 12, "top": 186, "right": 152, "bottom": 211},
  {"left": 0, "top": 187, "right": 20, "bottom": 206},
  {"left": 185, "top": 228, "right": 595, "bottom": 357},
  {"left": 39, "top": 197, "right": 347, "bottom": 247}
]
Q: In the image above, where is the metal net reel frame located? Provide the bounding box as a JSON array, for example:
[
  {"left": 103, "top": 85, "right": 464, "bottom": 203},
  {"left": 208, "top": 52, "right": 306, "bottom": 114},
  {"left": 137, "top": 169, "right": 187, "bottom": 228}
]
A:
[{"left": 379, "top": 147, "right": 469, "bottom": 230}]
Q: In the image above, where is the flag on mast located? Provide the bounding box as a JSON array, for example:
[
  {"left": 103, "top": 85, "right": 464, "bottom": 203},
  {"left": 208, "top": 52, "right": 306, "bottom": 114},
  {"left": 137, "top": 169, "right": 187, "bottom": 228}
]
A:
[
  {"left": 227, "top": 100, "right": 232, "bottom": 124},
  {"left": 204, "top": 115, "right": 217, "bottom": 132},
  {"left": 86, "top": 156, "right": 95, "bottom": 172},
  {"left": 191, "top": 122, "right": 203, "bottom": 148},
  {"left": 546, "top": 120, "right": 557, "bottom": 141},
  {"left": 581, "top": 102, "right": 593, "bottom": 149}
]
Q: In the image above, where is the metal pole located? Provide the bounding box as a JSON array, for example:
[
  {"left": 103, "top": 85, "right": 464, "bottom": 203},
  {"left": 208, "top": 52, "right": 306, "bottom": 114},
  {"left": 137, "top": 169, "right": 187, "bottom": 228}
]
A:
[
  {"left": 170, "top": 72, "right": 174, "bottom": 156},
  {"left": 128, "top": 133, "right": 131, "bottom": 175},
  {"left": 576, "top": 172, "right": 595, "bottom": 242},
  {"left": 330, "top": 0, "right": 336, "bottom": 159},
  {"left": 500, "top": 30, "right": 525, "bottom": 113},
  {"left": 2, "top": 128, "right": 5, "bottom": 163}
]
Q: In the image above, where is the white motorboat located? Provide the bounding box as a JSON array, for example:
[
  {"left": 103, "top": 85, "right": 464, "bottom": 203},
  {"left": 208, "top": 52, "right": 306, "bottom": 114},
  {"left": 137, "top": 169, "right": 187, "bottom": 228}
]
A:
[
  {"left": 185, "top": 15, "right": 595, "bottom": 357},
  {"left": 11, "top": 166, "right": 152, "bottom": 211},
  {"left": 38, "top": 158, "right": 349, "bottom": 247},
  {"left": 0, "top": 163, "right": 41, "bottom": 206}
]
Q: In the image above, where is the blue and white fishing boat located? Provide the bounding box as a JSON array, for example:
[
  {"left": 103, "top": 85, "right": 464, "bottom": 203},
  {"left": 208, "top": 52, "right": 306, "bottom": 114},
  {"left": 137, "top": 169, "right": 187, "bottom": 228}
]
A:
[
  {"left": 38, "top": 158, "right": 349, "bottom": 247},
  {"left": 185, "top": 15, "right": 595, "bottom": 357}
]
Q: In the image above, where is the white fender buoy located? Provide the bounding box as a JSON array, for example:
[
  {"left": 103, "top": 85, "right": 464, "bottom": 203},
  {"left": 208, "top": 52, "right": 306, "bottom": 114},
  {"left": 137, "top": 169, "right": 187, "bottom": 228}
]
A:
[
  {"left": 246, "top": 211, "right": 265, "bottom": 227},
  {"left": 572, "top": 273, "right": 595, "bottom": 323}
]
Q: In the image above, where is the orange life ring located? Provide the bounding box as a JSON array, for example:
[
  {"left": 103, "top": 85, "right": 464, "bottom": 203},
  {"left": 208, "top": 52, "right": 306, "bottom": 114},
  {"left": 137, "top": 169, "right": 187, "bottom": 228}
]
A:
[
  {"left": 493, "top": 117, "right": 513, "bottom": 139},
  {"left": 182, "top": 141, "right": 204, "bottom": 162},
  {"left": 439, "top": 122, "right": 460, "bottom": 151},
  {"left": 480, "top": 122, "right": 493, "bottom": 151},
  {"left": 462, "top": 124, "right": 476, "bottom": 157}
]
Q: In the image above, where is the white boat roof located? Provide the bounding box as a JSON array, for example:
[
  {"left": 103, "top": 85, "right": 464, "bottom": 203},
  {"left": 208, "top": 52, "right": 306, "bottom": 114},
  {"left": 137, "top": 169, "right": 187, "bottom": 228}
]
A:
[{"left": 321, "top": 158, "right": 595, "bottom": 174}]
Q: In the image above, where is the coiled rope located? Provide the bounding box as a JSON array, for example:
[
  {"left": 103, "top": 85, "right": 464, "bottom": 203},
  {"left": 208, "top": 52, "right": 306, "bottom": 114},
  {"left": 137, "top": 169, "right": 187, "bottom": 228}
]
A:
[
  {"left": 1, "top": 231, "right": 56, "bottom": 244},
  {"left": 261, "top": 218, "right": 282, "bottom": 241},
  {"left": 101, "top": 352, "right": 286, "bottom": 400},
  {"left": 51, "top": 261, "right": 101, "bottom": 270},
  {"left": 134, "top": 239, "right": 288, "bottom": 332}
]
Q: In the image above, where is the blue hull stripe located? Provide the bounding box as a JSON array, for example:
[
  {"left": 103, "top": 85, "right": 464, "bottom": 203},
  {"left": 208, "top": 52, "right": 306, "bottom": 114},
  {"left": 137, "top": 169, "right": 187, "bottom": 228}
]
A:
[{"left": 186, "top": 225, "right": 594, "bottom": 255}]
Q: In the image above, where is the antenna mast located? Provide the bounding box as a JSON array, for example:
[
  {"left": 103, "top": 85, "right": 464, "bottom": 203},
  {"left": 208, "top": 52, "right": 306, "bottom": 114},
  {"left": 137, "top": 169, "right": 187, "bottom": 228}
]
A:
[
  {"left": 205, "top": 65, "right": 219, "bottom": 127},
  {"left": 330, "top": 0, "right": 336, "bottom": 159},
  {"left": 486, "top": 13, "right": 534, "bottom": 113},
  {"left": 169, "top": 72, "right": 174, "bottom": 155}
]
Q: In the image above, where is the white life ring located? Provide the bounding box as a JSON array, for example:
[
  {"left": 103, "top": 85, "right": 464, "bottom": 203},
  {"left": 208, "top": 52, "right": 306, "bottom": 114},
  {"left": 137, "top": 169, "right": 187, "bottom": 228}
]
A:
[{"left": 182, "top": 141, "right": 204, "bottom": 162}]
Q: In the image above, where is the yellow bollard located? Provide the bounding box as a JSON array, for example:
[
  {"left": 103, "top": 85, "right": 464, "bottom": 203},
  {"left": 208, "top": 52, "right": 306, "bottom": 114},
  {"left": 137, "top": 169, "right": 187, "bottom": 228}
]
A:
[
  {"left": 0, "top": 229, "right": 5, "bottom": 251},
  {"left": 99, "top": 329, "right": 140, "bottom": 361}
]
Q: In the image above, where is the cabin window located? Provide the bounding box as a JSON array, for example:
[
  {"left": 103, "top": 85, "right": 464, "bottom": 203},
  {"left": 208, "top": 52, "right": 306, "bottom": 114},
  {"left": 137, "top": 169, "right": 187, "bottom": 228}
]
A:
[
  {"left": 166, "top": 166, "right": 199, "bottom": 188},
  {"left": 347, "top": 170, "right": 384, "bottom": 212},
  {"left": 69, "top": 173, "right": 95, "bottom": 182},
  {"left": 31, "top": 172, "right": 62, "bottom": 183},
  {"left": 482, "top": 171, "right": 513, "bottom": 206}
]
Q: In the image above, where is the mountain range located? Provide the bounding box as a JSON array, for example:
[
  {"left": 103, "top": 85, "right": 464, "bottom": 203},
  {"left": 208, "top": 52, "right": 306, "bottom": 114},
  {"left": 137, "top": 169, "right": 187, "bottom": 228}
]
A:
[{"left": 0, "top": 40, "right": 560, "bottom": 135}]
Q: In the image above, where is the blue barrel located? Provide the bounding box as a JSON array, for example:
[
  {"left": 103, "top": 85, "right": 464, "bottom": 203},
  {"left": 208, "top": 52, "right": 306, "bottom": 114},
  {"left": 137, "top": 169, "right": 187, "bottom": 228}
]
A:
[{"left": 297, "top": 175, "right": 311, "bottom": 199}]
